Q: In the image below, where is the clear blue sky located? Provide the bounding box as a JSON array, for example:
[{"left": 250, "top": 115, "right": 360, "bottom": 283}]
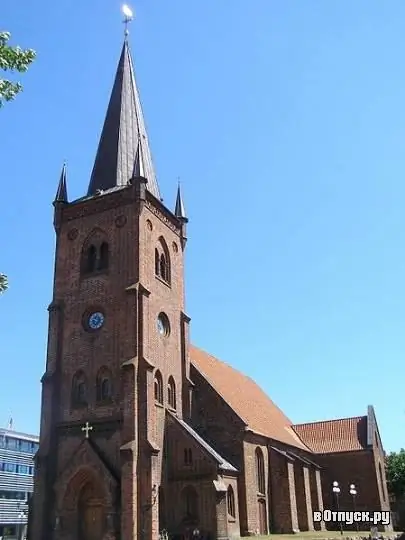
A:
[{"left": 1, "top": 1, "right": 404, "bottom": 452}]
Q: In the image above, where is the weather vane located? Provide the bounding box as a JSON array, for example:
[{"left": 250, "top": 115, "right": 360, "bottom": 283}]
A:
[{"left": 122, "top": 4, "right": 134, "bottom": 37}]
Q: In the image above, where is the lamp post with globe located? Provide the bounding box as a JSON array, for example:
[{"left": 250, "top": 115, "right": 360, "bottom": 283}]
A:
[
  {"left": 349, "top": 484, "right": 359, "bottom": 532},
  {"left": 332, "top": 481, "right": 343, "bottom": 535}
]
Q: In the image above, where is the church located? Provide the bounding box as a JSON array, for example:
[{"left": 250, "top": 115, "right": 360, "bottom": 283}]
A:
[{"left": 30, "top": 29, "right": 391, "bottom": 540}]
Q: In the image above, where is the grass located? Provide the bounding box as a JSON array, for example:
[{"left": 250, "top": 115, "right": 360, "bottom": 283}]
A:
[{"left": 254, "top": 532, "right": 394, "bottom": 540}]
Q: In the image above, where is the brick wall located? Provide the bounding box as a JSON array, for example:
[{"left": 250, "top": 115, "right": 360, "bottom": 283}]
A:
[
  {"left": 190, "top": 366, "right": 247, "bottom": 534},
  {"left": 268, "top": 448, "right": 296, "bottom": 533},
  {"left": 223, "top": 476, "right": 240, "bottom": 539},
  {"left": 373, "top": 430, "right": 391, "bottom": 512},
  {"left": 303, "top": 466, "right": 314, "bottom": 530},
  {"left": 317, "top": 450, "right": 389, "bottom": 530},
  {"left": 165, "top": 415, "right": 219, "bottom": 480},
  {"left": 287, "top": 461, "right": 299, "bottom": 531},
  {"left": 266, "top": 440, "right": 325, "bottom": 533},
  {"left": 294, "top": 464, "right": 309, "bottom": 530},
  {"left": 294, "top": 463, "right": 305, "bottom": 529},
  {"left": 166, "top": 479, "right": 216, "bottom": 536},
  {"left": 216, "top": 490, "right": 228, "bottom": 540},
  {"left": 310, "top": 468, "right": 325, "bottom": 530},
  {"left": 190, "top": 366, "right": 245, "bottom": 471},
  {"left": 242, "top": 437, "right": 270, "bottom": 535},
  {"left": 33, "top": 183, "right": 190, "bottom": 540}
]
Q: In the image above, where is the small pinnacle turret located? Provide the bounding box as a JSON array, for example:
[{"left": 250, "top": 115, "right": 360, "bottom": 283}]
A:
[
  {"left": 132, "top": 137, "right": 144, "bottom": 179},
  {"left": 54, "top": 162, "right": 68, "bottom": 204},
  {"left": 175, "top": 183, "right": 187, "bottom": 221}
]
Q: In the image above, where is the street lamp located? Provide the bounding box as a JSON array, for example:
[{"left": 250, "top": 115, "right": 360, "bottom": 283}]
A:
[
  {"left": 16, "top": 504, "right": 25, "bottom": 540},
  {"left": 332, "top": 481, "right": 343, "bottom": 535},
  {"left": 16, "top": 500, "right": 27, "bottom": 540},
  {"left": 349, "top": 484, "right": 359, "bottom": 532}
]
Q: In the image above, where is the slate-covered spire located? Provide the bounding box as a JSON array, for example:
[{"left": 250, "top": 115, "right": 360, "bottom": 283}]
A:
[
  {"left": 54, "top": 162, "right": 68, "bottom": 203},
  {"left": 174, "top": 182, "right": 187, "bottom": 220},
  {"left": 87, "top": 38, "right": 160, "bottom": 199}
]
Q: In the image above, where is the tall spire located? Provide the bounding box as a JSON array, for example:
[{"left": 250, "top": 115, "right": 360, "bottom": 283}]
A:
[
  {"left": 174, "top": 182, "right": 187, "bottom": 220},
  {"left": 54, "top": 162, "right": 68, "bottom": 203},
  {"left": 87, "top": 38, "right": 160, "bottom": 199}
]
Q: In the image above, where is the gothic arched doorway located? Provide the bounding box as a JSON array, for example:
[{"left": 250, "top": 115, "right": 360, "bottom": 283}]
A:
[
  {"left": 181, "top": 485, "right": 199, "bottom": 527},
  {"left": 78, "top": 481, "right": 105, "bottom": 540}
]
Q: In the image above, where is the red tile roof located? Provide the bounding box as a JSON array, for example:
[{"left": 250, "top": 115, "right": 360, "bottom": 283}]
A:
[
  {"left": 190, "top": 346, "right": 310, "bottom": 451},
  {"left": 292, "top": 416, "right": 368, "bottom": 454}
]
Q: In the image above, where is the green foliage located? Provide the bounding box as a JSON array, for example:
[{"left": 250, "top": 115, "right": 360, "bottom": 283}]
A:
[
  {"left": 386, "top": 449, "right": 405, "bottom": 498},
  {"left": 0, "top": 31, "right": 36, "bottom": 107},
  {"left": 0, "top": 274, "right": 8, "bottom": 294},
  {"left": 0, "top": 32, "right": 35, "bottom": 294}
]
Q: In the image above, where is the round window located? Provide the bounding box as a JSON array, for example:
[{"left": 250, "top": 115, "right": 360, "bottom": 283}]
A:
[{"left": 157, "top": 313, "right": 170, "bottom": 336}]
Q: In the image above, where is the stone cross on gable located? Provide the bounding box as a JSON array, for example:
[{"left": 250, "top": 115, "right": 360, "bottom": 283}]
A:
[{"left": 81, "top": 422, "right": 93, "bottom": 439}]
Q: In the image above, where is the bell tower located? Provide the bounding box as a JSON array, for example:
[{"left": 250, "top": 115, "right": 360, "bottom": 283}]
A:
[{"left": 31, "top": 22, "right": 191, "bottom": 540}]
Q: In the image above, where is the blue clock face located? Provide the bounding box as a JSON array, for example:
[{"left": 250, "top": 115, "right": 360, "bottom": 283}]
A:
[{"left": 88, "top": 312, "right": 104, "bottom": 330}]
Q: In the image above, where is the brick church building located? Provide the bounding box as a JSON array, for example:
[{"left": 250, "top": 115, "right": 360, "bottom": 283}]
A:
[{"left": 31, "top": 33, "right": 391, "bottom": 540}]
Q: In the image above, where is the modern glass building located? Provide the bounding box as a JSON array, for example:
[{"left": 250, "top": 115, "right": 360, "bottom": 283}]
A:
[{"left": 0, "top": 428, "right": 39, "bottom": 539}]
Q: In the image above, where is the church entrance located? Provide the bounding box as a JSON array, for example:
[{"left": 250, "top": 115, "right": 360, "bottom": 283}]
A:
[
  {"left": 78, "top": 482, "right": 105, "bottom": 540},
  {"left": 258, "top": 498, "right": 268, "bottom": 535}
]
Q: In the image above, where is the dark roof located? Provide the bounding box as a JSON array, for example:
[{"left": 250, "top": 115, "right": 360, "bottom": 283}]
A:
[
  {"left": 292, "top": 416, "right": 368, "bottom": 453},
  {"left": 87, "top": 39, "right": 160, "bottom": 200},
  {"left": 190, "top": 346, "right": 310, "bottom": 451},
  {"left": 171, "top": 413, "right": 237, "bottom": 472}
]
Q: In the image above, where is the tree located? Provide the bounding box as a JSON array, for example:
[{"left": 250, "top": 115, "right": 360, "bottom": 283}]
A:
[
  {"left": 386, "top": 449, "right": 405, "bottom": 498},
  {"left": 0, "top": 31, "right": 36, "bottom": 107},
  {"left": 0, "top": 31, "right": 36, "bottom": 293},
  {"left": 0, "top": 274, "right": 8, "bottom": 294}
]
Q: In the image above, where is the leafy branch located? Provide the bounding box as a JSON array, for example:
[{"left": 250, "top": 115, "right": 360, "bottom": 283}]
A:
[
  {"left": 0, "top": 274, "right": 8, "bottom": 294},
  {"left": 0, "top": 31, "right": 36, "bottom": 294},
  {"left": 0, "top": 31, "right": 36, "bottom": 107}
]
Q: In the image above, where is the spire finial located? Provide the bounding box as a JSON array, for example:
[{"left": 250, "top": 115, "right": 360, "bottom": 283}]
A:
[
  {"left": 122, "top": 4, "right": 134, "bottom": 39},
  {"left": 87, "top": 13, "right": 161, "bottom": 199}
]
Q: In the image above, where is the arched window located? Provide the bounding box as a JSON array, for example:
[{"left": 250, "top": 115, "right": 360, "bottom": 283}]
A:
[
  {"left": 85, "top": 245, "right": 97, "bottom": 273},
  {"left": 80, "top": 229, "right": 109, "bottom": 276},
  {"left": 155, "top": 237, "right": 171, "bottom": 285},
  {"left": 379, "top": 462, "right": 386, "bottom": 501},
  {"left": 168, "top": 376, "right": 176, "bottom": 410},
  {"left": 256, "top": 447, "right": 265, "bottom": 494},
  {"left": 159, "top": 253, "right": 168, "bottom": 281},
  {"left": 98, "top": 242, "right": 109, "bottom": 271},
  {"left": 184, "top": 448, "right": 193, "bottom": 466},
  {"left": 101, "top": 379, "right": 110, "bottom": 400},
  {"left": 181, "top": 486, "right": 198, "bottom": 522},
  {"left": 154, "top": 370, "right": 163, "bottom": 404},
  {"left": 77, "top": 381, "right": 86, "bottom": 402},
  {"left": 72, "top": 371, "right": 87, "bottom": 408},
  {"left": 227, "top": 485, "right": 235, "bottom": 518},
  {"left": 96, "top": 367, "right": 112, "bottom": 403}
]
